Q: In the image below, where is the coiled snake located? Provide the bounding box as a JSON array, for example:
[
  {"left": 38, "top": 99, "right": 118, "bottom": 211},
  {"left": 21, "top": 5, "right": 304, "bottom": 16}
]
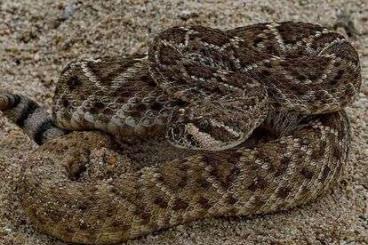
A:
[{"left": 0, "top": 22, "right": 361, "bottom": 244}]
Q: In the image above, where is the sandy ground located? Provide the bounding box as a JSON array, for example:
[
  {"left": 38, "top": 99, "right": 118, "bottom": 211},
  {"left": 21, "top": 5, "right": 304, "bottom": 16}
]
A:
[{"left": 0, "top": 0, "right": 367, "bottom": 244}]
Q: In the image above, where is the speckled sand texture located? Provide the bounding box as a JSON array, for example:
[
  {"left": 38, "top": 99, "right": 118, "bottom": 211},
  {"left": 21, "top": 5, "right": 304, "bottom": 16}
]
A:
[{"left": 0, "top": 0, "right": 367, "bottom": 244}]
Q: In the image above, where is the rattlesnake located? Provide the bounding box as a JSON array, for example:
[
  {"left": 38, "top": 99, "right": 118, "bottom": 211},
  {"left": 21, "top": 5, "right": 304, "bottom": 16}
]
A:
[{"left": 0, "top": 22, "right": 361, "bottom": 244}]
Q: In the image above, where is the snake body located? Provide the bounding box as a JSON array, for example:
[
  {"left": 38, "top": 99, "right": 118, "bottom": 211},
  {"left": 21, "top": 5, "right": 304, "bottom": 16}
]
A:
[{"left": 0, "top": 22, "right": 361, "bottom": 244}]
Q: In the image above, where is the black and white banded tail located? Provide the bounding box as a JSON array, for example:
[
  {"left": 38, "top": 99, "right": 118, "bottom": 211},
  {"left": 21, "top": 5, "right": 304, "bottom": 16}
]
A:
[{"left": 0, "top": 92, "right": 67, "bottom": 145}]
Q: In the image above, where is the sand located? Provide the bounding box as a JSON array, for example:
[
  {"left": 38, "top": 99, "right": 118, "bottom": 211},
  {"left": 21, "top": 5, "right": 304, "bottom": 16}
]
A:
[{"left": 0, "top": 0, "right": 367, "bottom": 244}]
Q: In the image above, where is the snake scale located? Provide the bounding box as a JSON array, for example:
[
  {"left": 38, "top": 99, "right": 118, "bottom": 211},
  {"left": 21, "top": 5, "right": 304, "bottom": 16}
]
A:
[{"left": 0, "top": 22, "right": 361, "bottom": 244}]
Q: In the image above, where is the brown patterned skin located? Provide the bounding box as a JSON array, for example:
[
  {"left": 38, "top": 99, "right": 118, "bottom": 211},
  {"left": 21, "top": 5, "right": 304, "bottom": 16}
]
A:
[
  {"left": 51, "top": 22, "right": 360, "bottom": 151},
  {"left": 0, "top": 22, "right": 361, "bottom": 244},
  {"left": 226, "top": 22, "right": 360, "bottom": 114},
  {"left": 54, "top": 54, "right": 268, "bottom": 151},
  {"left": 148, "top": 26, "right": 269, "bottom": 150},
  {"left": 52, "top": 54, "right": 173, "bottom": 139},
  {"left": 149, "top": 23, "right": 360, "bottom": 116},
  {"left": 21, "top": 112, "right": 350, "bottom": 244}
]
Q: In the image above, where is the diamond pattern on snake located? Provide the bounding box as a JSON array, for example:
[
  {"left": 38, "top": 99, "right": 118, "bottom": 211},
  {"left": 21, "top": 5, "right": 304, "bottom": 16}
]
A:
[{"left": 0, "top": 21, "right": 361, "bottom": 244}]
